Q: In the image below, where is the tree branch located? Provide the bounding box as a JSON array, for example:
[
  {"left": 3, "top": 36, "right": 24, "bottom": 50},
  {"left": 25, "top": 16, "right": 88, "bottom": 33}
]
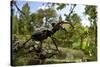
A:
[
  {"left": 67, "top": 4, "right": 76, "bottom": 20},
  {"left": 11, "top": 0, "right": 26, "bottom": 16}
]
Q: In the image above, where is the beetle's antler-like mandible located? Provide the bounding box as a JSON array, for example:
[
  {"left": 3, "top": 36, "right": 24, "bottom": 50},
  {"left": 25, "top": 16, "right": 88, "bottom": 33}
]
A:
[{"left": 58, "top": 21, "right": 74, "bottom": 29}]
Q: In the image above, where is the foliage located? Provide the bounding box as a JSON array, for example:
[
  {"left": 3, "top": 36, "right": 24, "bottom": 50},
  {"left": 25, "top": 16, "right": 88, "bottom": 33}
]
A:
[
  {"left": 84, "top": 5, "right": 97, "bottom": 58},
  {"left": 12, "top": 15, "right": 19, "bottom": 34},
  {"left": 85, "top": 5, "right": 97, "bottom": 26},
  {"left": 56, "top": 3, "right": 66, "bottom": 10}
]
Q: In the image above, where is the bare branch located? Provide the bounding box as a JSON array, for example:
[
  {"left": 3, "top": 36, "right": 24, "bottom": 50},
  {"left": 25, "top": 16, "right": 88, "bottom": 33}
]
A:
[
  {"left": 67, "top": 4, "right": 76, "bottom": 20},
  {"left": 11, "top": 0, "right": 26, "bottom": 16}
]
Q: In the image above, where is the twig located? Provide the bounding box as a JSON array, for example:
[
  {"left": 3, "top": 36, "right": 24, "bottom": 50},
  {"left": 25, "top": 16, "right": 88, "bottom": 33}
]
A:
[
  {"left": 67, "top": 4, "right": 76, "bottom": 20},
  {"left": 12, "top": 0, "right": 26, "bottom": 16}
]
